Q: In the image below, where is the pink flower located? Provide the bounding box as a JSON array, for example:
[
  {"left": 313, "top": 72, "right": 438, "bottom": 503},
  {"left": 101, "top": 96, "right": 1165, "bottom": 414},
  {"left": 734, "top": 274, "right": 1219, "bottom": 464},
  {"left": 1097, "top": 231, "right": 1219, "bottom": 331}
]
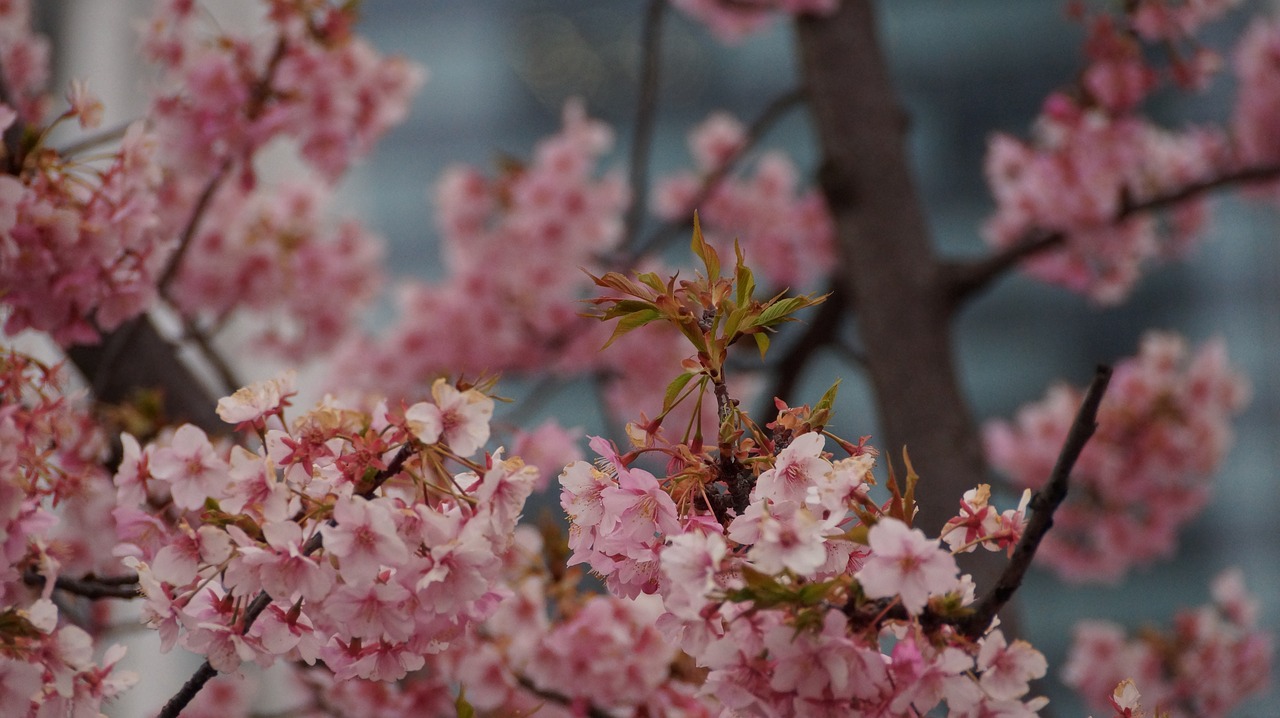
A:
[
  {"left": 855, "top": 518, "right": 958, "bottom": 614},
  {"left": 430, "top": 378, "right": 494, "bottom": 457},
  {"left": 149, "top": 425, "right": 230, "bottom": 510},
  {"left": 976, "top": 630, "right": 1047, "bottom": 701},
  {"left": 216, "top": 371, "right": 296, "bottom": 428},
  {"left": 321, "top": 496, "right": 410, "bottom": 584},
  {"left": 65, "top": 78, "right": 103, "bottom": 129}
]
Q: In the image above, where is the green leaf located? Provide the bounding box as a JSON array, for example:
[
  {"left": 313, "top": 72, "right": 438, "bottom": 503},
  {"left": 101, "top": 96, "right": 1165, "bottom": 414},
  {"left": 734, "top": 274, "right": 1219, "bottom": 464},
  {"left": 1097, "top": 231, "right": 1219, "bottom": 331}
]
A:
[
  {"left": 753, "top": 332, "right": 770, "bottom": 358},
  {"left": 735, "top": 259, "right": 755, "bottom": 307},
  {"left": 663, "top": 372, "right": 696, "bottom": 412},
  {"left": 691, "top": 212, "right": 720, "bottom": 280},
  {"left": 755, "top": 295, "right": 812, "bottom": 328},
  {"left": 600, "top": 308, "right": 662, "bottom": 350},
  {"left": 812, "top": 379, "right": 841, "bottom": 422}
]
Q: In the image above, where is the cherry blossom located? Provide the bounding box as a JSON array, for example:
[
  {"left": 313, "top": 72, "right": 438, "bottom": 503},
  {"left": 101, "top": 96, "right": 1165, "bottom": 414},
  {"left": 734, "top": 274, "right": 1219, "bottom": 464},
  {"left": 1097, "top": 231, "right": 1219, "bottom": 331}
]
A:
[{"left": 855, "top": 517, "right": 960, "bottom": 614}]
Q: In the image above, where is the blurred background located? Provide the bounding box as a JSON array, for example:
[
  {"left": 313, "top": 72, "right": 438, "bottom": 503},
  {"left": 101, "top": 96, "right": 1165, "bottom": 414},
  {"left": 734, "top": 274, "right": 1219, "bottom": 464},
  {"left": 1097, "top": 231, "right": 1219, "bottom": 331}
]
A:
[{"left": 42, "top": 1, "right": 1280, "bottom": 715}]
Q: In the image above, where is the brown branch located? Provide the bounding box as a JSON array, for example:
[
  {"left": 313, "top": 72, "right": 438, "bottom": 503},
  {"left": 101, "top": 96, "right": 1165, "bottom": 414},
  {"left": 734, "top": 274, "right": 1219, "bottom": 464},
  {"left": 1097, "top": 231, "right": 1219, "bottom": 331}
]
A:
[
  {"left": 945, "top": 163, "right": 1280, "bottom": 304},
  {"left": 23, "top": 569, "right": 140, "bottom": 600},
  {"left": 620, "top": 0, "right": 668, "bottom": 252},
  {"left": 157, "top": 443, "right": 416, "bottom": 718},
  {"left": 620, "top": 86, "right": 806, "bottom": 265},
  {"left": 957, "top": 365, "right": 1112, "bottom": 639}
]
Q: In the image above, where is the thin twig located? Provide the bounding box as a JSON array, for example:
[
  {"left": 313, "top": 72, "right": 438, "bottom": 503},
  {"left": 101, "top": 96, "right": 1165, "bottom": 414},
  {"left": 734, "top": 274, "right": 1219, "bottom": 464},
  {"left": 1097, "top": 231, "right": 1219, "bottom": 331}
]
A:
[
  {"left": 515, "top": 674, "right": 613, "bottom": 718},
  {"left": 157, "top": 36, "right": 288, "bottom": 295},
  {"left": 620, "top": 0, "right": 668, "bottom": 251},
  {"left": 157, "top": 444, "right": 415, "bottom": 718},
  {"left": 946, "top": 163, "right": 1280, "bottom": 304},
  {"left": 957, "top": 365, "right": 1112, "bottom": 639},
  {"left": 621, "top": 86, "right": 806, "bottom": 265}
]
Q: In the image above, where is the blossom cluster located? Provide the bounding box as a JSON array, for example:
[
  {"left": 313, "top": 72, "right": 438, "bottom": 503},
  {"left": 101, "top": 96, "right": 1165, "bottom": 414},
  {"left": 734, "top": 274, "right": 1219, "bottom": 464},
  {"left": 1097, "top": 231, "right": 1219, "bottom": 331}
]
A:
[
  {"left": 1064, "top": 568, "right": 1272, "bottom": 717},
  {"left": 654, "top": 112, "right": 836, "bottom": 290},
  {"left": 165, "top": 181, "right": 385, "bottom": 359},
  {"left": 982, "top": 3, "right": 1246, "bottom": 302},
  {"left": 331, "top": 100, "right": 635, "bottom": 398},
  {"left": 0, "top": 0, "right": 421, "bottom": 352},
  {"left": 985, "top": 331, "right": 1249, "bottom": 582},
  {"left": 559, "top": 424, "right": 1051, "bottom": 715},
  {"left": 114, "top": 373, "right": 535, "bottom": 685},
  {"left": 0, "top": 352, "right": 139, "bottom": 715}
]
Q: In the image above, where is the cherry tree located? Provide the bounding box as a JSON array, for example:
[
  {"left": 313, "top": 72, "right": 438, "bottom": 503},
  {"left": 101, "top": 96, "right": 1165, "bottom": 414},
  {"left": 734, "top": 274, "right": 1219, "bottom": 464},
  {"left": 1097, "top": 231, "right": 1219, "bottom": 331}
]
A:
[{"left": 0, "top": 0, "right": 1275, "bottom": 716}]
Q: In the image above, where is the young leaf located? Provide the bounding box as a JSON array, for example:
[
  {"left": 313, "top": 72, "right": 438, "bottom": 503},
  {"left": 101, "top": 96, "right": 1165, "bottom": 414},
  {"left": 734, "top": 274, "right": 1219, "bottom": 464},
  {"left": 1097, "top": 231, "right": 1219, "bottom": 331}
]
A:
[
  {"left": 690, "top": 211, "right": 720, "bottom": 281},
  {"left": 600, "top": 308, "right": 663, "bottom": 350},
  {"left": 663, "top": 372, "right": 696, "bottom": 412},
  {"left": 753, "top": 332, "right": 770, "bottom": 358}
]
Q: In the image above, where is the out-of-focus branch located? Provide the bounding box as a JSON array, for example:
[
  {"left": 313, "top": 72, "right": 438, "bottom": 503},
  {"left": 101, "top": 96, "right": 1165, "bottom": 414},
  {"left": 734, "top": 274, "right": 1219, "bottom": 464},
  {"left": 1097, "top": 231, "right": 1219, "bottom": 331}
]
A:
[
  {"left": 622, "top": 86, "right": 806, "bottom": 264},
  {"left": 620, "top": 0, "right": 668, "bottom": 251},
  {"left": 515, "top": 675, "right": 613, "bottom": 718},
  {"left": 23, "top": 569, "right": 140, "bottom": 600},
  {"left": 958, "top": 365, "right": 1112, "bottom": 639},
  {"left": 945, "top": 163, "right": 1280, "bottom": 304}
]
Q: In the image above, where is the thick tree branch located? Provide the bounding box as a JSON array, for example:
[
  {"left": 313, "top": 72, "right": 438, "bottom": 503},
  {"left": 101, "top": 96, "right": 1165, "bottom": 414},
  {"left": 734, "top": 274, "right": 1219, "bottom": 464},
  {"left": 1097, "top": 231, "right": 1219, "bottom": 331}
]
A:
[
  {"left": 945, "top": 163, "right": 1280, "bottom": 304},
  {"left": 795, "top": 1, "right": 988, "bottom": 537},
  {"left": 958, "top": 365, "right": 1112, "bottom": 639}
]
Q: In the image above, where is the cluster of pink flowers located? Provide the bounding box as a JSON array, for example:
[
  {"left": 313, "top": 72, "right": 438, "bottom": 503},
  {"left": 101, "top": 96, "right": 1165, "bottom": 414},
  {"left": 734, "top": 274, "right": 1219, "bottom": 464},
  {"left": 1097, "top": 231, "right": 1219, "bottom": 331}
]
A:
[
  {"left": 1, "top": 0, "right": 423, "bottom": 350},
  {"left": 139, "top": 0, "right": 421, "bottom": 357},
  {"left": 654, "top": 112, "right": 836, "bottom": 290},
  {"left": 332, "top": 100, "right": 628, "bottom": 397},
  {"left": 670, "top": 0, "right": 840, "bottom": 43},
  {"left": 985, "top": 331, "right": 1249, "bottom": 582},
  {"left": 559, "top": 423, "right": 1051, "bottom": 715},
  {"left": 0, "top": 0, "right": 171, "bottom": 346},
  {"left": 0, "top": 352, "right": 139, "bottom": 715},
  {"left": 983, "top": 4, "right": 1243, "bottom": 302},
  {"left": 166, "top": 181, "right": 385, "bottom": 358},
  {"left": 0, "top": 0, "right": 50, "bottom": 123},
  {"left": 113, "top": 373, "right": 535, "bottom": 684},
  {"left": 143, "top": 0, "right": 424, "bottom": 184},
  {"left": 1064, "top": 568, "right": 1272, "bottom": 717}
]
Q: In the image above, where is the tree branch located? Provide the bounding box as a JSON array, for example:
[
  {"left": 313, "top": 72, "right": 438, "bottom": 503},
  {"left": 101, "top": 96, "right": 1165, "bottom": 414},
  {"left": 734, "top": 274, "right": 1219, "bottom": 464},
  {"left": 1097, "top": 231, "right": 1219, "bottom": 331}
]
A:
[
  {"left": 515, "top": 674, "right": 613, "bottom": 718},
  {"left": 957, "top": 364, "right": 1112, "bottom": 639},
  {"left": 945, "top": 163, "right": 1280, "bottom": 304},
  {"left": 620, "top": 86, "right": 806, "bottom": 264},
  {"left": 620, "top": 0, "right": 668, "bottom": 252},
  {"left": 22, "top": 569, "right": 140, "bottom": 600}
]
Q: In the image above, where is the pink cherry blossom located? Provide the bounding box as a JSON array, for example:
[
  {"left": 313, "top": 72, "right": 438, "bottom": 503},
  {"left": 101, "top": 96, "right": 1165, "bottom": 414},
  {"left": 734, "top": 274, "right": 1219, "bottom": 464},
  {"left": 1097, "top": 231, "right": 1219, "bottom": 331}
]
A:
[
  {"left": 855, "top": 517, "right": 959, "bottom": 614},
  {"left": 149, "top": 424, "right": 230, "bottom": 510},
  {"left": 322, "top": 495, "right": 410, "bottom": 584}
]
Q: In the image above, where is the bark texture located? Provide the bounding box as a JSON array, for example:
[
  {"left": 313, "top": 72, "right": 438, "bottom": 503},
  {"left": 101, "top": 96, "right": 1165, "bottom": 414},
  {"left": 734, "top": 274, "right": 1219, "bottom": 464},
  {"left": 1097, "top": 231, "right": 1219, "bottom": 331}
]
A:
[{"left": 795, "top": 0, "right": 987, "bottom": 536}]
